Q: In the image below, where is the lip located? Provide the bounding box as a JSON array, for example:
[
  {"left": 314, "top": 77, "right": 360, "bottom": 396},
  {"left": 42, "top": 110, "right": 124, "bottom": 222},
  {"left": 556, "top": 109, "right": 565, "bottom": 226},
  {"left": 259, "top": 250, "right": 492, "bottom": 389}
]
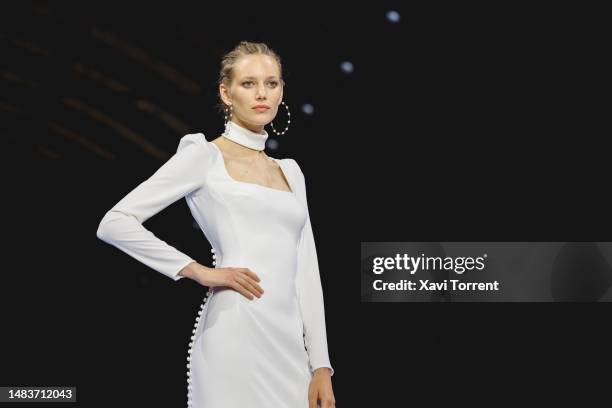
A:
[{"left": 253, "top": 107, "right": 270, "bottom": 112}]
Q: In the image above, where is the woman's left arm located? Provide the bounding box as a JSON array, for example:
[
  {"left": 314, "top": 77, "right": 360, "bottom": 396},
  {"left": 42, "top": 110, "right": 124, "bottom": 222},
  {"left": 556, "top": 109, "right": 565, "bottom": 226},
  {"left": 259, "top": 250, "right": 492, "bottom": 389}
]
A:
[{"left": 291, "top": 160, "right": 336, "bottom": 407}]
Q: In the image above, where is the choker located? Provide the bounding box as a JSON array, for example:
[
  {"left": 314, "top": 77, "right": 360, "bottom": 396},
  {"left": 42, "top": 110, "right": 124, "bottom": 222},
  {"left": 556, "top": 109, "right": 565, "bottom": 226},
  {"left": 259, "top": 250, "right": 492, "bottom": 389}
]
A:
[{"left": 222, "top": 120, "right": 268, "bottom": 151}]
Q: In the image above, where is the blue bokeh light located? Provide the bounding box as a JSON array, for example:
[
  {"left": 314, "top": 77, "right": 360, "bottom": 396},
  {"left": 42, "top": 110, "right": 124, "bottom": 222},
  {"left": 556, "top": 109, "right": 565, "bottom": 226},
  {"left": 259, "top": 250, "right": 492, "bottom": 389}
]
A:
[
  {"left": 386, "top": 10, "right": 400, "bottom": 23},
  {"left": 340, "top": 61, "right": 354, "bottom": 74}
]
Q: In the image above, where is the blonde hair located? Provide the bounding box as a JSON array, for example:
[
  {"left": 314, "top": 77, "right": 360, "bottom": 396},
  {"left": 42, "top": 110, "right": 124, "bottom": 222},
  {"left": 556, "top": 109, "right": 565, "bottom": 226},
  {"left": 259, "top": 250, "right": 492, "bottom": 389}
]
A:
[{"left": 216, "top": 41, "right": 284, "bottom": 115}]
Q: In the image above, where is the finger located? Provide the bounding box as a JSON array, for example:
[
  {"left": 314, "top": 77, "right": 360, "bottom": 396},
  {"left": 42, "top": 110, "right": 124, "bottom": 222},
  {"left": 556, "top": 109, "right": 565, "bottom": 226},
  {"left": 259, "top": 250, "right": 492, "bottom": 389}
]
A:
[
  {"left": 308, "top": 391, "right": 317, "bottom": 408},
  {"left": 243, "top": 269, "right": 261, "bottom": 282},
  {"left": 240, "top": 268, "right": 261, "bottom": 283},
  {"left": 323, "top": 397, "right": 336, "bottom": 408},
  {"left": 239, "top": 272, "right": 264, "bottom": 295},
  {"left": 229, "top": 277, "right": 254, "bottom": 300},
  {"left": 236, "top": 275, "right": 263, "bottom": 298}
]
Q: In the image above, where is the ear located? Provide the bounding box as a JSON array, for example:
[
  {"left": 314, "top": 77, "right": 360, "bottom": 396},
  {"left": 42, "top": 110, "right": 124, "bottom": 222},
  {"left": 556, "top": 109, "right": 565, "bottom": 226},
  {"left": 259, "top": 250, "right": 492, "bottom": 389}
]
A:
[{"left": 219, "top": 83, "right": 232, "bottom": 106}]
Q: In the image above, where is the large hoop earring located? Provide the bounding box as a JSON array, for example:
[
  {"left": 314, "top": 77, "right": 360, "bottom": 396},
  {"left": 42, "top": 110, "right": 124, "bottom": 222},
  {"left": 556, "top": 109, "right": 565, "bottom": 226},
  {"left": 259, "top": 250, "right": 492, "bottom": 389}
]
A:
[
  {"left": 223, "top": 104, "right": 233, "bottom": 134},
  {"left": 269, "top": 101, "right": 291, "bottom": 136}
]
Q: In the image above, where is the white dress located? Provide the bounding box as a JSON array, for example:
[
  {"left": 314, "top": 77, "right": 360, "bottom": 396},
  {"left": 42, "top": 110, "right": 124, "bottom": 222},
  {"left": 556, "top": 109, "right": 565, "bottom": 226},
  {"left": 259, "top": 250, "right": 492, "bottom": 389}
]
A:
[{"left": 96, "top": 132, "right": 334, "bottom": 407}]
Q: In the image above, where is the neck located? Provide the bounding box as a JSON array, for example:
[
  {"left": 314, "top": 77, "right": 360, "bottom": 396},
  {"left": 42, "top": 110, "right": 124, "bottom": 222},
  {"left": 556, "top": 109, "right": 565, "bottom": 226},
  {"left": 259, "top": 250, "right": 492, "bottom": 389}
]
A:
[
  {"left": 222, "top": 119, "right": 268, "bottom": 151},
  {"left": 233, "top": 117, "right": 264, "bottom": 134}
]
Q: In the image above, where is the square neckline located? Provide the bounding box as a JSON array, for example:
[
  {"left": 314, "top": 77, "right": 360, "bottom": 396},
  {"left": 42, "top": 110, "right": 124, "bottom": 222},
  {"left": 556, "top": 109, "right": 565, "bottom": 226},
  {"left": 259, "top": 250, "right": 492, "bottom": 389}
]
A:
[{"left": 209, "top": 141, "right": 295, "bottom": 194}]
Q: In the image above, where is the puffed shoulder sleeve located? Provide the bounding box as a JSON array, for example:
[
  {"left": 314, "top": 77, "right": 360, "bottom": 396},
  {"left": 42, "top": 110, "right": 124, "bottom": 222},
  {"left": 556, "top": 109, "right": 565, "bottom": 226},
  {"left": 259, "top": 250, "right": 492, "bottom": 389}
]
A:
[
  {"left": 96, "top": 133, "right": 212, "bottom": 281},
  {"left": 290, "top": 159, "right": 335, "bottom": 377}
]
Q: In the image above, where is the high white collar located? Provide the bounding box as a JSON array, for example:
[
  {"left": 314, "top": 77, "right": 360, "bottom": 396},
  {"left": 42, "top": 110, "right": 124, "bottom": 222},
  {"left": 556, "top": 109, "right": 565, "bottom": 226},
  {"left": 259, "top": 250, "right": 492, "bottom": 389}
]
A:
[{"left": 222, "top": 120, "right": 268, "bottom": 151}]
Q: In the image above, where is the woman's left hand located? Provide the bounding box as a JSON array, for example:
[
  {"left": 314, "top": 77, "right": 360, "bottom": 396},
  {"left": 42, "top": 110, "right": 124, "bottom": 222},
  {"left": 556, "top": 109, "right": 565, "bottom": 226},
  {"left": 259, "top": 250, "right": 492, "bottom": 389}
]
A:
[{"left": 308, "top": 368, "right": 336, "bottom": 408}]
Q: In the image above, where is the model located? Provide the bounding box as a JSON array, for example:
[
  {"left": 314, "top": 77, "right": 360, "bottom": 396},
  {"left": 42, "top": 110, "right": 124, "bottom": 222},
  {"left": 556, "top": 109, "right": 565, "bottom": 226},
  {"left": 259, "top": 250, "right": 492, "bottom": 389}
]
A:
[{"left": 96, "top": 41, "right": 336, "bottom": 407}]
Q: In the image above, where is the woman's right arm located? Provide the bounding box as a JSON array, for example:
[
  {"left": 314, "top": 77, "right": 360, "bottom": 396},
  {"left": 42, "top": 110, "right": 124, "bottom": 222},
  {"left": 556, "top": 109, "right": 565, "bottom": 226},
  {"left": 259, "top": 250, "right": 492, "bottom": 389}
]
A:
[{"left": 96, "top": 133, "right": 211, "bottom": 282}]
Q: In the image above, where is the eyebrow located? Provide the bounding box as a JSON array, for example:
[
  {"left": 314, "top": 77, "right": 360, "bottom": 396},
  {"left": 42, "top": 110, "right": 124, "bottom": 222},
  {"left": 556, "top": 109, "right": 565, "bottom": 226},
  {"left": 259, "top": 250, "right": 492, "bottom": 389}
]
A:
[{"left": 240, "top": 76, "right": 279, "bottom": 80}]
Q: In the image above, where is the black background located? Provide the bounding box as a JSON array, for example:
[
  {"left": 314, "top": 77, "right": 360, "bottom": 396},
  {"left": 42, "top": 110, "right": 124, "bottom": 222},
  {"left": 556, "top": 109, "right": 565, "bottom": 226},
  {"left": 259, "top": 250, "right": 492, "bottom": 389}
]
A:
[{"left": 1, "top": 1, "right": 609, "bottom": 406}]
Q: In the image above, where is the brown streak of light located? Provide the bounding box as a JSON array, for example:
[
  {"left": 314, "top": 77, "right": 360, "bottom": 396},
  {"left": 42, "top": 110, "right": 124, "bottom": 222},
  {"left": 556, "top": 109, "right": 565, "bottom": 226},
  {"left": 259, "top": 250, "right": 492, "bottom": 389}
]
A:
[
  {"left": 74, "top": 63, "right": 131, "bottom": 92},
  {"left": 0, "top": 101, "right": 22, "bottom": 114},
  {"left": 90, "top": 26, "right": 201, "bottom": 94},
  {"left": 135, "top": 99, "right": 192, "bottom": 135},
  {"left": 37, "top": 145, "right": 61, "bottom": 159},
  {"left": 11, "top": 38, "right": 52, "bottom": 57},
  {"left": 48, "top": 122, "right": 117, "bottom": 160},
  {"left": 62, "top": 97, "right": 170, "bottom": 160},
  {"left": 0, "top": 70, "right": 39, "bottom": 88}
]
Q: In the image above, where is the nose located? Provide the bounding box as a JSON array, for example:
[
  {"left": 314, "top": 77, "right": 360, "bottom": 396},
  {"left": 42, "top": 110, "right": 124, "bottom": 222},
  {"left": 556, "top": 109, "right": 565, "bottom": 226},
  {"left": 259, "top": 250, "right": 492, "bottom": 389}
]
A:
[{"left": 256, "top": 84, "right": 267, "bottom": 99}]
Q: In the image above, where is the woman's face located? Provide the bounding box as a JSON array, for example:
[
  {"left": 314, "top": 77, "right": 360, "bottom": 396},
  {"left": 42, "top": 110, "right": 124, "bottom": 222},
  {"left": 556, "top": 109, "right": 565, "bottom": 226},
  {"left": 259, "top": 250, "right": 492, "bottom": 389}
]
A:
[{"left": 220, "top": 54, "right": 284, "bottom": 133}]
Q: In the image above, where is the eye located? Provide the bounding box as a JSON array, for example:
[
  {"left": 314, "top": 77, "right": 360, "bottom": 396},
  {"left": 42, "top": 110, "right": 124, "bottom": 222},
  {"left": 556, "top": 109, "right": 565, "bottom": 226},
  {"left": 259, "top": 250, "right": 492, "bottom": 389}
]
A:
[
  {"left": 242, "top": 81, "right": 253, "bottom": 87},
  {"left": 268, "top": 81, "right": 279, "bottom": 87}
]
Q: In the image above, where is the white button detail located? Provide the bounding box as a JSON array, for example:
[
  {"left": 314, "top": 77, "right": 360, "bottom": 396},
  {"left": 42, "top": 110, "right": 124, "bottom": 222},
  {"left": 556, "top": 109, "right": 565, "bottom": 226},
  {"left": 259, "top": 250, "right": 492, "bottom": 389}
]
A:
[{"left": 186, "top": 295, "right": 209, "bottom": 407}]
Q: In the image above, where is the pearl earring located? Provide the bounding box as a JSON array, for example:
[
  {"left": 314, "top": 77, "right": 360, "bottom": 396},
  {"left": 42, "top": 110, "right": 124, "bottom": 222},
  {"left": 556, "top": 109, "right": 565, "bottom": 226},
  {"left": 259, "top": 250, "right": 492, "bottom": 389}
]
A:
[
  {"left": 223, "top": 104, "right": 233, "bottom": 134},
  {"left": 269, "top": 101, "right": 291, "bottom": 136}
]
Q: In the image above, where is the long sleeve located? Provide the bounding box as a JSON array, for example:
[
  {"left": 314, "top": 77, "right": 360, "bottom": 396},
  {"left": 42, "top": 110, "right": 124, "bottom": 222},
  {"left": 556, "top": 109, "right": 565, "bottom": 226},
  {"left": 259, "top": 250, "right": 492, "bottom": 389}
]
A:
[
  {"left": 292, "top": 160, "right": 335, "bottom": 377},
  {"left": 96, "top": 133, "right": 212, "bottom": 281}
]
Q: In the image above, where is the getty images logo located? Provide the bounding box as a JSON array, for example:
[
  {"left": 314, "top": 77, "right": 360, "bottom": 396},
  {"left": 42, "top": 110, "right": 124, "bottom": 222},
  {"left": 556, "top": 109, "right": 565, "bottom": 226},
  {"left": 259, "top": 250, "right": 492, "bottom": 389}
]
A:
[{"left": 372, "top": 253, "right": 488, "bottom": 275}]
